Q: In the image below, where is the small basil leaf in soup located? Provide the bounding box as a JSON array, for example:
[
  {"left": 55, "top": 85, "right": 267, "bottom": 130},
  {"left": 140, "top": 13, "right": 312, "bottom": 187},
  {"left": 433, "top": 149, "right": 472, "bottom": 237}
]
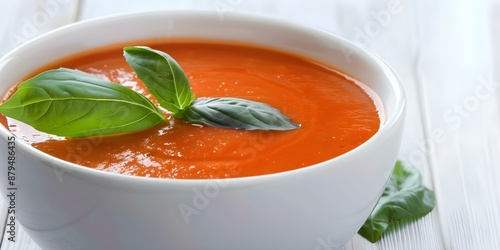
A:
[
  {"left": 183, "top": 97, "right": 300, "bottom": 131},
  {"left": 124, "top": 46, "right": 195, "bottom": 118},
  {"left": 0, "top": 68, "right": 165, "bottom": 138},
  {"left": 358, "top": 160, "right": 435, "bottom": 243}
]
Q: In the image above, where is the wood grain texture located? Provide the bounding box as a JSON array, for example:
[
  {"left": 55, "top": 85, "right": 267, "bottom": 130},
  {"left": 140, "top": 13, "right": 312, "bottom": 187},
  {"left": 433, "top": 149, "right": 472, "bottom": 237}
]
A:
[
  {"left": 1, "top": 228, "right": 40, "bottom": 250},
  {"left": 415, "top": 0, "right": 500, "bottom": 249}
]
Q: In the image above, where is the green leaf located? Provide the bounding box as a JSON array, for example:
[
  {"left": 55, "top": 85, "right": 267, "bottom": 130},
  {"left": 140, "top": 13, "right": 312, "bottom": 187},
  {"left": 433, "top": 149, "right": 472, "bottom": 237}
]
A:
[
  {"left": 1, "top": 47, "right": 299, "bottom": 137},
  {"left": 123, "top": 46, "right": 195, "bottom": 118},
  {"left": 0, "top": 68, "right": 165, "bottom": 138},
  {"left": 123, "top": 46, "right": 299, "bottom": 131},
  {"left": 358, "top": 160, "right": 435, "bottom": 243},
  {"left": 182, "top": 97, "right": 300, "bottom": 131}
]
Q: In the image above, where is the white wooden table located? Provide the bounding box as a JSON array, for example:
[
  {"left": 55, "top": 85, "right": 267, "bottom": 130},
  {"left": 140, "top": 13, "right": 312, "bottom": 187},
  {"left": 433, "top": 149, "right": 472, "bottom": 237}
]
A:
[{"left": 1, "top": 0, "right": 499, "bottom": 249}]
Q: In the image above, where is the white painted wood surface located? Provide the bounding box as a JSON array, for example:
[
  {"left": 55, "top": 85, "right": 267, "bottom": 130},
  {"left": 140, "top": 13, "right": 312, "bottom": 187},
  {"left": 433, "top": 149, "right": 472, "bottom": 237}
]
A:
[{"left": 1, "top": 0, "right": 499, "bottom": 249}]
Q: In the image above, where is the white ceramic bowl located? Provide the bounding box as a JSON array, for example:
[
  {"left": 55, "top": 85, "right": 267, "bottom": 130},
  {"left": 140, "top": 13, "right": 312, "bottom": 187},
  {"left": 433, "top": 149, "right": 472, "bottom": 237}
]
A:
[{"left": 0, "top": 11, "right": 405, "bottom": 250}]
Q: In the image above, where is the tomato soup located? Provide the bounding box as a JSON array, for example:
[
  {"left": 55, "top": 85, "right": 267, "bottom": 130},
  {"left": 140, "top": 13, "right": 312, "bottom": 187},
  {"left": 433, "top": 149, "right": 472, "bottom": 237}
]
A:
[{"left": 1, "top": 41, "right": 380, "bottom": 179}]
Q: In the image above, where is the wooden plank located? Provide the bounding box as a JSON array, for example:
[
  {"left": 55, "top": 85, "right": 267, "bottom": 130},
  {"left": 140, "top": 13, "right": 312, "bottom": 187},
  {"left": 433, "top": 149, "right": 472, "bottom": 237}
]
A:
[
  {"left": 0, "top": 1, "right": 81, "bottom": 249},
  {"left": 1, "top": 228, "right": 40, "bottom": 250},
  {"left": 414, "top": 0, "right": 500, "bottom": 249}
]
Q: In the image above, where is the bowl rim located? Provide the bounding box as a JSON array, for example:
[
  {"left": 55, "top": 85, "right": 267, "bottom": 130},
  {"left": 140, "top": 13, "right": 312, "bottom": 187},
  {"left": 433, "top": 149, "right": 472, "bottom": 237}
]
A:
[{"left": 0, "top": 10, "right": 406, "bottom": 187}]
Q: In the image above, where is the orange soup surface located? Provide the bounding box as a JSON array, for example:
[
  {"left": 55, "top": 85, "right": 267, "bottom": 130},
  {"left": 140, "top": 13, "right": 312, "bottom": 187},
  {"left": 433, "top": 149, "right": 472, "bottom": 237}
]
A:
[{"left": 1, "top": 41, "right": 380, "bottom": 179}]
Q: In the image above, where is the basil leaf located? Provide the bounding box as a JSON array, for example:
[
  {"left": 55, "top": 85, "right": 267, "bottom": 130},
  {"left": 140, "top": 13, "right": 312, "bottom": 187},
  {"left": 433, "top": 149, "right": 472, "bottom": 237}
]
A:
[
  {"left": 0, "top": 68, "right": 165, "bottom": 138},
  {"left": 183, "top": 97, "right": 300, "bottom": 131},
  {"left": 123, "top": 46, "right": 195, "bottom": 118},
  {"left": 123, "top": 46, "right": 300, "bottom": 131},
  {"left": 358, "top": 160, "right": 435, "bottom": 243}
]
